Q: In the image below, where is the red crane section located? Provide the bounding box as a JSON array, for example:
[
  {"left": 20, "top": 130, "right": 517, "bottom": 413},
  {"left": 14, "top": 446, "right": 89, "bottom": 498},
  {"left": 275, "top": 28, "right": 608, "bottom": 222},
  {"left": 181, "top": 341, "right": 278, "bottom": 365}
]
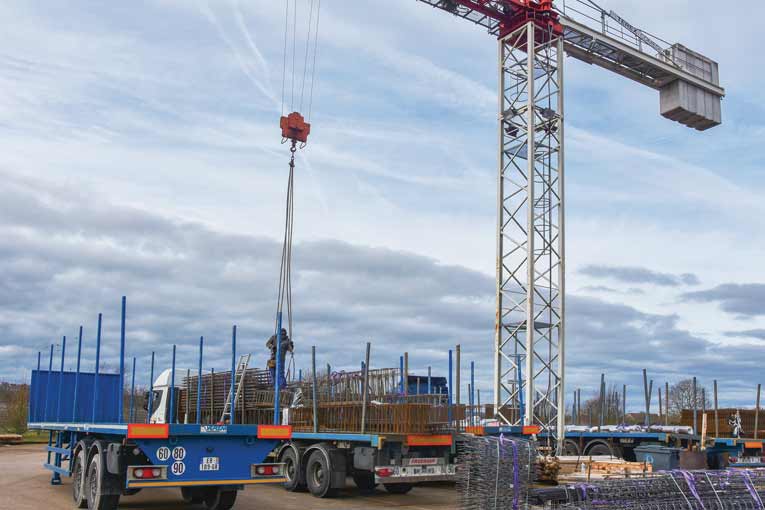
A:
[{"left": 422, "top": 0, "right": 562, "bottom": 40}]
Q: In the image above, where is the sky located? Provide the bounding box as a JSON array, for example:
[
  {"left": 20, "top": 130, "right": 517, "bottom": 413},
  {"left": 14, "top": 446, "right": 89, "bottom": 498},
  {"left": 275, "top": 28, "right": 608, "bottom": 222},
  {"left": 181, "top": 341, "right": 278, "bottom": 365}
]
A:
[{"left": 1, "top": 0, "right": 764, "bottom": 414}]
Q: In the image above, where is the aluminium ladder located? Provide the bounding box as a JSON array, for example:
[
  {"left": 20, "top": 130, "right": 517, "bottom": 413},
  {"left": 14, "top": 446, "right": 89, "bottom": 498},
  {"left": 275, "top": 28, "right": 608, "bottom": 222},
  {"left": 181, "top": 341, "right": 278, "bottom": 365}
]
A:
[{"left": 220, "top": 353, "right": 251, "bottom": 424}]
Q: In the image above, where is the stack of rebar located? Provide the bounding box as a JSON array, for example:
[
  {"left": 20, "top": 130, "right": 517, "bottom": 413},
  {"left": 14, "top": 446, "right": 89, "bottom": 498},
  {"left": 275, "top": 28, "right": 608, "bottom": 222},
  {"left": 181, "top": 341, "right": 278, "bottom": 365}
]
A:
[
  {"left": 456, "top": 435, "right": 538, "bottom": 510},
  {"left": 556, "top": 469, "right": 765, "bottom": 509}
]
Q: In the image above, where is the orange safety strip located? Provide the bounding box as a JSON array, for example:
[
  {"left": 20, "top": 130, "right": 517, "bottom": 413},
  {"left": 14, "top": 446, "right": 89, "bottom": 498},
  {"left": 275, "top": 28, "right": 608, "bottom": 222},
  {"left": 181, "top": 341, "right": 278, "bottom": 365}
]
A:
[
  {"left": 465, "top": 426, "right": 485, "bottom": 436},
  {"left": 406, "top": 434, "right": 453, "bottom": 447},
  {"left": 745, "top": 441, "right": 763, "bottom": 449},
  {"left": 127, "top": 424, "right": 169, "bottom": 439},
  {"left": 522, "top": 425, "right": 541, "bottom": 435},
  {"left": 128, "top": 478, "right": 287, "bottom": 487},
  {"left": 257, "top": 425, "right": 293, "bottom": 440}
]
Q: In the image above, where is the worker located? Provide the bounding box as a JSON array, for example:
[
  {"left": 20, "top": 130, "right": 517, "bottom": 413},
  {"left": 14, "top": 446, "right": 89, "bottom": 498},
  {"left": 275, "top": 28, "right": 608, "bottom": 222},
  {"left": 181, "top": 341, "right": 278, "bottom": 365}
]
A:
[{"left": 266, "top": 328, "right": 293, "bottom": 387}]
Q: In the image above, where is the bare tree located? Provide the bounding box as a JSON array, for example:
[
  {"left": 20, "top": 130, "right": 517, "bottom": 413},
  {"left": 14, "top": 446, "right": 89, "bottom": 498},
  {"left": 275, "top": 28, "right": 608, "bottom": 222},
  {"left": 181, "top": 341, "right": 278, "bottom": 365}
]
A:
[{"left": 668, "top": 379, "right": 710, "bottom": 418}]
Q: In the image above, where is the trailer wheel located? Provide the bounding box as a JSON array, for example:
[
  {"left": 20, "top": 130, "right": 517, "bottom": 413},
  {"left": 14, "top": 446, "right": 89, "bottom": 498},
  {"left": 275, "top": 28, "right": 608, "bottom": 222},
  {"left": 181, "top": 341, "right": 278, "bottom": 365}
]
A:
[
  {"left": 279, "top": 445, "right": 306, "bottom": 491},
  {"left": 203, "top": 488, "right": 237, "bottom": 510},
  {"left": 72, "top": 448, "right": 88, "bottom": 508},
  {"left": 306, "top": 449, "right": 336, "bottom": 498},
  {"left": 352, "top": 470, "right": 377, "bottom": 494},
  {"left": 384, "top": 483, "right": 413, "bottom": 495},
  {"left": 584, "top": 441, "right": 615, "bottom": 457},
  {"left": 181, "top": 487, "right": 205, "bottom": 504},
  {"left": 562, "top": 439, "right": 581, "bottom": 456},
  {"left": 86, "top": 453, "right": 120, "bottom": 510}
]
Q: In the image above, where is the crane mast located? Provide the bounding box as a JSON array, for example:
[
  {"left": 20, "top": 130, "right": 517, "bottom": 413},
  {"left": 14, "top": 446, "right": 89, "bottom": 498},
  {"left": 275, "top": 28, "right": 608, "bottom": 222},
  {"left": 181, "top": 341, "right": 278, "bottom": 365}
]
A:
[{"left": 417, "top": 0, "right": 724, "bottom": 450}]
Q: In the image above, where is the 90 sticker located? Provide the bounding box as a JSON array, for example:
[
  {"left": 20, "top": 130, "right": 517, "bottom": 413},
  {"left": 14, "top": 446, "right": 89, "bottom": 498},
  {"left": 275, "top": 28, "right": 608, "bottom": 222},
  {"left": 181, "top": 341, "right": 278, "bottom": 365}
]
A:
[{"left": 171, "top": 461, "right": 186, "bottom": 476}]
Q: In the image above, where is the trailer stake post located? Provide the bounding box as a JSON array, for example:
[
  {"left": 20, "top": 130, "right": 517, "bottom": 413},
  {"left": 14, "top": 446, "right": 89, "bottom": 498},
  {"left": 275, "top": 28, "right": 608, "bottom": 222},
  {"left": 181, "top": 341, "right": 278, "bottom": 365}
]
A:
[
  {"left": 230, "top": 325, "right": 237, "bottom": 425},
  {"left": 361, "top": 342, "right": 371, "bottom": 434},
  {"left": 170, "top": 344, "right": 176, "bottom": 424},
  {"left": 56, "top": 336, "right": 66, "bottom": 422},
  {"left": 129, "top": 357, "right": 136, "bottom": 422},
  {"left": 118, "top": 296, "right": 126, "bottom": 424},
  {"left": 197, "top": 336, "right": 203, "bottom": 424},
  {"left": 147, "top": 351, "right": 155, "bottom": 424},
  {"left": 72, "top": 327, "right": 83, "bottom": 421},
  {"left": 311, "top": 346, "right": 318, "bottom": 433},
  {"left": 92, "top": 314, "right": 102, "bottom": 423}
]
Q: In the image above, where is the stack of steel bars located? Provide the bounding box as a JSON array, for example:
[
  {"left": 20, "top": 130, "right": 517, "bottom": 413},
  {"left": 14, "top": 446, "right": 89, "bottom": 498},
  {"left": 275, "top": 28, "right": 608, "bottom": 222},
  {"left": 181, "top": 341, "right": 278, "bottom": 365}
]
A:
[
  {"left": 556, "top": 469, "right": 765, "bottom": 509},
  {"left": 456, "top": 435, "right": 538, "bottom": 510}
]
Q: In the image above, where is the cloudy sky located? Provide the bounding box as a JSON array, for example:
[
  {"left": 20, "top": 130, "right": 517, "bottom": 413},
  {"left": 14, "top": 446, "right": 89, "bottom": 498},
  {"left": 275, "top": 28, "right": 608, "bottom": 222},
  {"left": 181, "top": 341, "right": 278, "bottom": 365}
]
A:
[{"left": 1, "top": 0, "right": 764, "bottom": 413}]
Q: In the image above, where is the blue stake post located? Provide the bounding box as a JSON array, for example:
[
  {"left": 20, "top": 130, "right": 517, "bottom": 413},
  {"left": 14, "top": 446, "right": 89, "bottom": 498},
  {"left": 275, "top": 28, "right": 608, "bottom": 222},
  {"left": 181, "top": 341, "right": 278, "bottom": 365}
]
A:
[
  {"left": 230, "top": 326, "right": 237, "bottom": 424},
  {"left": 33, "top": 351, "right": 41, "bottom": 422},
  {"left": 129, "top": 357, "right": 136, "bottom": 422},
  {"left": 274, "top": 313, "right": 283, "bottom": 425},
  {"left": 428, "top": 366, "right": 432, "bottom": 394},
  {"left": 92, "top": 314, "right": 102, "bottom": 423},
  {"left": 196, "top": 337, "right": 203, "bottom": 424},
  {"left": 299, "top": 369, "right": 302, "bottom": 383},
  {"left": 448, "top": 349, "right": 453, "bottom": 425},
  {"left": 170, "top": 345, "right": 176, "bottom": 424},
  {"left": 118, "top": 296, "right": 126, "bottom": 423},
  {"left": 147, "top": 352, "right": 155, "bottom": 424},
  {"left": 72, "top": 327, "right": 83, "bottom": 421},
  {"left": 44, "top": 345, "right": 54, "bottom": 421},
  {"left": 56, "top": 336, "right": 66, "bottom": 422}
]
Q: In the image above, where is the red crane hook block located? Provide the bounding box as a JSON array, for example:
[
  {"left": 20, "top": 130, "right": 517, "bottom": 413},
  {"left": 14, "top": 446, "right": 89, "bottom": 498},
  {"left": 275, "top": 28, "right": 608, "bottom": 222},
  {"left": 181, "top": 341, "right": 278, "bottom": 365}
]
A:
[{"left": 280, "top": 112, "right": 311, "bottom": 144}]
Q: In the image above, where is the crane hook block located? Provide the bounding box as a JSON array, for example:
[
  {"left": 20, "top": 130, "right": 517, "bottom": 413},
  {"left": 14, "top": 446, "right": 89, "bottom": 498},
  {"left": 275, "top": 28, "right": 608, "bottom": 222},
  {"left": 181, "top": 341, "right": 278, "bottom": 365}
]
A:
[{"left": 280, "top": 112, "right": 311, "bottom": 144}]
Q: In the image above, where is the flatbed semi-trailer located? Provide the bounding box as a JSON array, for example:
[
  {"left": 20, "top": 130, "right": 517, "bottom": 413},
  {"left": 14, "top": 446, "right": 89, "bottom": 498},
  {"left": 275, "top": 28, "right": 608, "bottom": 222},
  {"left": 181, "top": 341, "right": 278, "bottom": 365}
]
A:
[{"left": 27, "top": 297, "right": 459, "bottom": 509}]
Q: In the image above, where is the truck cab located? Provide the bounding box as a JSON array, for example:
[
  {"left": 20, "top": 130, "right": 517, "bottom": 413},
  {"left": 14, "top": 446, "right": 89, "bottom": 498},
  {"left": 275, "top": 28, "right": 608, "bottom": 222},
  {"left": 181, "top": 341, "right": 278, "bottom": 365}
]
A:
[{"left": 148, "top": 368, "right": 196, "bottom": 424}]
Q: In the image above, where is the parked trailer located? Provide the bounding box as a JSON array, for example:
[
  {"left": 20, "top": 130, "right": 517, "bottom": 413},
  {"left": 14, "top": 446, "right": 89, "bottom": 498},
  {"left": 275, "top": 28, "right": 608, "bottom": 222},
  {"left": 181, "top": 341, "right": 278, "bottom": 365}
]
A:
[{"left": 27, "top": 297, "right": 289, "bottom": 510}]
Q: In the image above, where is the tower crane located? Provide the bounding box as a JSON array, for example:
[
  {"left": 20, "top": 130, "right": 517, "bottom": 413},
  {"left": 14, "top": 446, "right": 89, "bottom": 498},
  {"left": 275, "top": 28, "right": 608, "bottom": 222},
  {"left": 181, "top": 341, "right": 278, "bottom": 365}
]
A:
[{"left": 415, "top": 0, "right": 724, "bottom": 450}]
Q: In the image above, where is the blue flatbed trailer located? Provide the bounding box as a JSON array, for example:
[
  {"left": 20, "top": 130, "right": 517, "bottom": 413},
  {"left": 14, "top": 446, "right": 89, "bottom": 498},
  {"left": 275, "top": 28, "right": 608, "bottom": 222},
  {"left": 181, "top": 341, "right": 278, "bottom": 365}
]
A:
[{"left": 484, "top": 425, "right": 765, "bottom": 465}]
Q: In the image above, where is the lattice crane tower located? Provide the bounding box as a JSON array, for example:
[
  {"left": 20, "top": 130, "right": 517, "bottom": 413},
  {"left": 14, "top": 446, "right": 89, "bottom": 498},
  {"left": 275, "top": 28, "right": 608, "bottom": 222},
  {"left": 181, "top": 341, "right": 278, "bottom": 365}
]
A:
[{"left": 417, "top": 0, "right": 724, "bottom": 449}]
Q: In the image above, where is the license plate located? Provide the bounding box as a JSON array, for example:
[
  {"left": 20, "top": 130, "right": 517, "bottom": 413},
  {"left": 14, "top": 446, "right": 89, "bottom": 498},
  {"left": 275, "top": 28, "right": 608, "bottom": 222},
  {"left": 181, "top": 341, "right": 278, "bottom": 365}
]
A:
[{"left": 200, "top": 457, "right": 220, "bottom": 471}]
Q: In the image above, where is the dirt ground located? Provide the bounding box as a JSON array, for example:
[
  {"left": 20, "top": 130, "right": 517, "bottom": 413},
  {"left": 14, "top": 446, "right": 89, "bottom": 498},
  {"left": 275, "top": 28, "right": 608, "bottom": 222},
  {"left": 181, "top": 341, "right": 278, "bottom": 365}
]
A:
[{"left": 0, "top": 444, "right": 457, "bottom": 510}]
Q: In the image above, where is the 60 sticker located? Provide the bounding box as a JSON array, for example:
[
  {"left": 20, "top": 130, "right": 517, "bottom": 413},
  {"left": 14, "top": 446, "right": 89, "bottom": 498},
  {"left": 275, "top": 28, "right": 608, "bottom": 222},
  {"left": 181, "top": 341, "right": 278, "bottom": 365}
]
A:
[{"left": 156, "top": 447, "right": 171, "bottom": 462}]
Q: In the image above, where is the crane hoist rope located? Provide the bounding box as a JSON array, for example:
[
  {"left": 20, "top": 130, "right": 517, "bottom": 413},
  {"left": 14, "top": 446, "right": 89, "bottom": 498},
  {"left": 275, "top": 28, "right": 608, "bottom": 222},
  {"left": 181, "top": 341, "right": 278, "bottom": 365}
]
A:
[{"left": 271, "top": 0, "right": 320, "bottom": 390}]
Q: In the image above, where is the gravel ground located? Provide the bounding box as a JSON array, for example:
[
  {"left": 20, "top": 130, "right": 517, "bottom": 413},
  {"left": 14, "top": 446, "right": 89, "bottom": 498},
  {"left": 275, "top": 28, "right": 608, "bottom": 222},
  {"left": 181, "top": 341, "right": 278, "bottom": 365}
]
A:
[{"left": 0, "top": 443, "right": 457, "bottom": 510}]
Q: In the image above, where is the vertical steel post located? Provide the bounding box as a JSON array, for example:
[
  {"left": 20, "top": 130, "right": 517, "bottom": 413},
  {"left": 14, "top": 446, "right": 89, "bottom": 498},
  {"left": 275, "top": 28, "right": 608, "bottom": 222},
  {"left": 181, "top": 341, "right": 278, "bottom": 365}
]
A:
[
  {"left": 72, "top": 327, "right": 83, "bottom": 421},
  {"left": 713, "top": 380, "right": 718, "bottom": 437},
  {"left": 118, "top": 296, "right": 126, "bottom": 424},
  {"left": 170, "top": 345, "right": 176, "bottom": 424},
  {"left": 404, "top": 352, "right": 409, "bottom": 397},
  {"left": 755, "top": 384, "right": 761, "bottom": 440},
  {"left": 129, "top": 357, "right": 136, "bottom": 422},
  {"left": 147, "top": 352, "right": 155, "bottom": 424},
  {"left": 642, "top": 369, "right": 650, "bottom": 427},
  {"left": 427, "top": 366, "right": 432, "bottom": 394},
  {"left": 523, "top": 23, "right": 536, "bottom": 430},
  {"left": 92, "top": 313, "right": 102, "bottom": 423},
  {"left": 361, "top": 342, "right": 371, "bottom": 434},
  {"left": 399, "top": 356, "right": 404, "bottom": 394},
  {"left": 311, "top": 346, "right": 319, "bottom": 433},
  {"left": 230, "top": 325, "right": 237, "bottom": 425},
  {"left": 299, "top": 369, "right": 302, "bottom": 383},
  {"left": 598, "top": 374, "right": 605, "bottom": 431},
  {"left": 665, "top": 381, "right": 669, "bottom": 426},
  {"left": 56, "top": 336, "right": 66, "bottom": 422},
  {"left": 470, "top": 361, "right": 475, "bottom": 426},
  {"left": 692, "top": 376, "right": 697, "bottom": 434},
  {"left": 274, "top": 313, "right": 283, "bottom": 425},
  {"left": 448, "top": 349, "right": 453, "bottom": 425},
  {"left": 658, "top": 387, "right": 663, "bottom": 422},
  {"left": 34, "top": 351, "right": 41, "bottom": 422},
  {"left": 197, "top": 337, "right": 203, "bottom": 425},
  {"left": 556, "top": 31, "right": 567, "bottom": 453},
  {"left": 455, "top": 345, "right": 461, "bottom": 406}
]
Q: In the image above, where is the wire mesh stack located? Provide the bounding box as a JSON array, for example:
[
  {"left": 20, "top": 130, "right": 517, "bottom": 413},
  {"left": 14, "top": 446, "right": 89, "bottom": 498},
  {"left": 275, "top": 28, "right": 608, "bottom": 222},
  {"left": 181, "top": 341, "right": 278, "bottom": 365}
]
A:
[
  {"left": 456, "top": 434, "right": 538, "bottom": 510},
  {"left": 556, "top": 469, "right": 765, "bottom": 509}
]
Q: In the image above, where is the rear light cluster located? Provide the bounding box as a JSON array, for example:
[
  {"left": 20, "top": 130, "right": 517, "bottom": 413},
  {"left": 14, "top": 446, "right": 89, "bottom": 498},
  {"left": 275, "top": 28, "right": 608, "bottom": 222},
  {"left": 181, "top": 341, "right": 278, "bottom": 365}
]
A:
[
  {"left": 376, "top": 467, "right": 394, "bottom": 477},
  {"left": 255, "top": 465, "right": 281, "bottom": 476},
  {"left": 132, "top": 467, "right": 163, "bottom": 479}
]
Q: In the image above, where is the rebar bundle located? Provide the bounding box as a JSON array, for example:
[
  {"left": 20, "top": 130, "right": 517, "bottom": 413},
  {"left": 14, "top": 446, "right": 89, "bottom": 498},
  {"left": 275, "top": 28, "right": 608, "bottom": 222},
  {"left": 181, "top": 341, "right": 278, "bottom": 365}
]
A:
[
  {"left": 556, "top": 469, "right": 765, "bottom": 510},
  {"left": 456, "top": 435, "right": 538, "bottom": 510}
]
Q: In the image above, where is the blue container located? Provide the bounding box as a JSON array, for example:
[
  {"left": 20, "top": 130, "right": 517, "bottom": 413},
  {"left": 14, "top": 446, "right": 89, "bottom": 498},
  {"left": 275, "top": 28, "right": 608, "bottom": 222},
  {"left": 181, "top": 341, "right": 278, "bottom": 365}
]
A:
[
  {"left": 634, "top": 445, "right": 682, "bottom": 471},
  {"left": 29, "top": 369, "right": 121, "bottom": 423}
]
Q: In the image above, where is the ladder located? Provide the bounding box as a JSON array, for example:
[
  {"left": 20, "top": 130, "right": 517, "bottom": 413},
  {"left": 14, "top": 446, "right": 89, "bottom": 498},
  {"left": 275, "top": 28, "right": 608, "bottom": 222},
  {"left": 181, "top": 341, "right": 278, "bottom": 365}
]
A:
[{"left": 220, "top": 354, "right": 251, "bottom": 424}]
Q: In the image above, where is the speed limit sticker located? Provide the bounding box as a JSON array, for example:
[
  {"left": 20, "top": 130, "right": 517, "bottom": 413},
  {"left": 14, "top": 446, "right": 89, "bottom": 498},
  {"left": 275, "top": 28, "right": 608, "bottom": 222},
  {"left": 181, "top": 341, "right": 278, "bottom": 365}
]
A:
[
  {"left": 156, "top": 447, "right": 171, "bottom": 462},
  {"left": 171, "top": 461, "right": 186, "bottom": 476},
  {"left": 172, "top": 446, "right": 186, "bottom": 460}
]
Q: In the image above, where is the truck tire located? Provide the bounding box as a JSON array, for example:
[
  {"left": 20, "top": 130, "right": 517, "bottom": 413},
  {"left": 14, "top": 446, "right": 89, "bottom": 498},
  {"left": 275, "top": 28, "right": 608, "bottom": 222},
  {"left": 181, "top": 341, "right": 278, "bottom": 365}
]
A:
[
  {"left": 384, "top": 483, "right": 413, "bottom": 495},
  {"left": 72, "top": 447, "right": 89, "bottom": 508},
  {"left": 305, "top": 449, "right": 336, "bottom": 498},
  {"left": 585, "top": 441, "right": 615, "bottom": 457},
  {"left": 279, "top": 445, "right": 306, "bottom": 491},
  {"left": 562, "top": 439, "right": 581, "bottom": 456},
  {"left": 181, "top": 487, "right": 206, "bottom": 504},
  {"left": 352, "top": 470, "right": 377, "bottom": 494},
  {"left": 203, "top": 488, "right": 237, "bottom": 510},
  {"left": 86, "top": 453, "right": 120, "bottom": 510}
]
